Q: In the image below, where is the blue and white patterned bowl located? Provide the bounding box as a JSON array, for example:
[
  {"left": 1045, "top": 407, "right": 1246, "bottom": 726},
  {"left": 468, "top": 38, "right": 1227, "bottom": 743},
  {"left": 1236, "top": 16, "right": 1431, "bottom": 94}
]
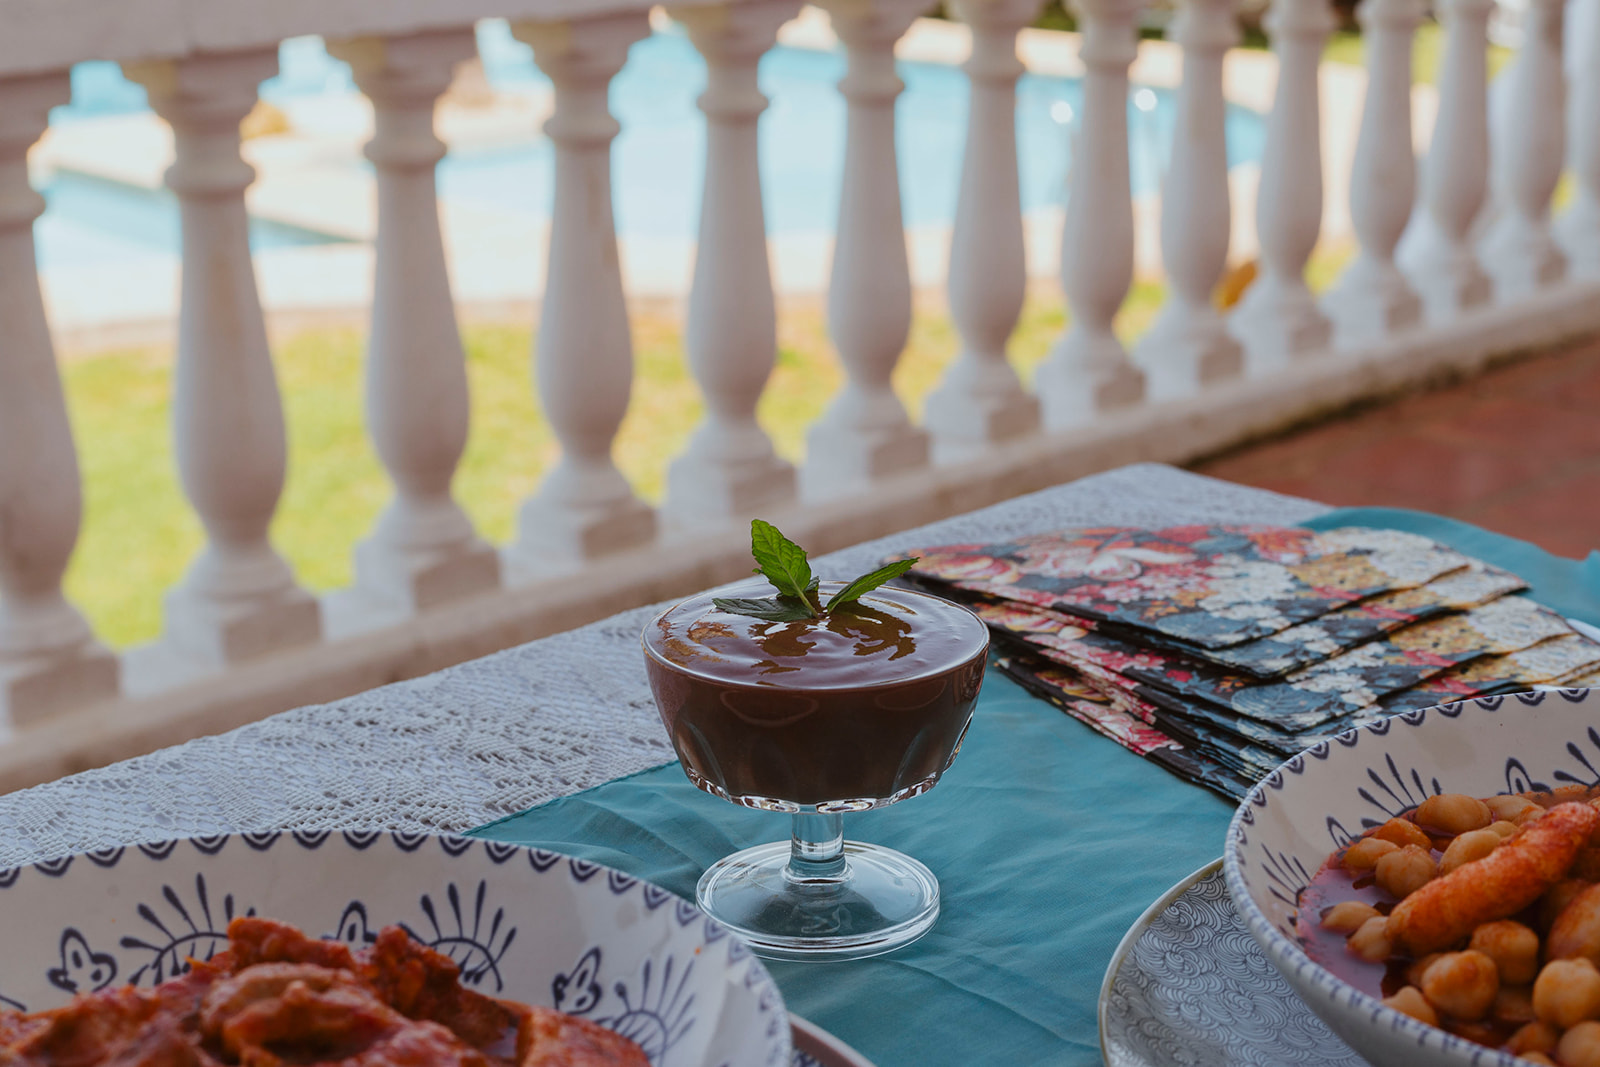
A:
[
  {"left": 1224, "top": 688, "right": 1600, "bottom": 1067},
  {"left": 0, "top": 832, "right": 791, "bottom": 1067}
]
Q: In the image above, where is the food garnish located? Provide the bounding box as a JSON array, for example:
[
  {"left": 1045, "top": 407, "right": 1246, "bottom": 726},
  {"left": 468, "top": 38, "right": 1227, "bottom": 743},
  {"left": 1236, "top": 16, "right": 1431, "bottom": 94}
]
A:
[{"left": 712, "top": 519, "right": 918, "bottom": 622}]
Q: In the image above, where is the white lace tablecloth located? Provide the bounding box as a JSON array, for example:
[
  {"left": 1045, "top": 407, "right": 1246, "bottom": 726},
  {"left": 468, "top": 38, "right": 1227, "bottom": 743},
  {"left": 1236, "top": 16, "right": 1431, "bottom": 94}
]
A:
[{"left": 0, "top": 464, "right": 1327, "bottom": 868}]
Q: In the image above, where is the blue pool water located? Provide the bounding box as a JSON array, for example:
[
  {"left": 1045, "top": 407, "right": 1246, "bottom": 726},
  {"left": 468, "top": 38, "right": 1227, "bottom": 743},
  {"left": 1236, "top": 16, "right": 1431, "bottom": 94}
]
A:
[{"left": 38, "top": 22, "right": 1267, "bottom": 268}]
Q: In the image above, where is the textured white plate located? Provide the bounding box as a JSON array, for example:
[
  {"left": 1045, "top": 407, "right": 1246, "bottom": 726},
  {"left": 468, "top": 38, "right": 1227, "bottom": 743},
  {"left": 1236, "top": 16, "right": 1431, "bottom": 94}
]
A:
[
  {"left": 1099, "top": 859, "right": 1366, "bottom": 1067},
  {"left": 0, "top": 832, "right": 791, "bottom": 1067}
]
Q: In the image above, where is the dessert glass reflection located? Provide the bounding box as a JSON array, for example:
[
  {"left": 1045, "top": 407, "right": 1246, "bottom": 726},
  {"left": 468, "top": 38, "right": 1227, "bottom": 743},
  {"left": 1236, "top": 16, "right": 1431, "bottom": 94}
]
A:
[{"left": 642, "top": 579, "right": 989, "bottom": 961}]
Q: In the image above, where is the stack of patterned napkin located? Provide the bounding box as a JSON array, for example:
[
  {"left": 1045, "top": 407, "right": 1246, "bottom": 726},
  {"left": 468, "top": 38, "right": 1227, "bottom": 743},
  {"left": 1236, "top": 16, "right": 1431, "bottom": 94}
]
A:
[{"left": 897, "top": 526, "right": 1600, "bottom": 800}]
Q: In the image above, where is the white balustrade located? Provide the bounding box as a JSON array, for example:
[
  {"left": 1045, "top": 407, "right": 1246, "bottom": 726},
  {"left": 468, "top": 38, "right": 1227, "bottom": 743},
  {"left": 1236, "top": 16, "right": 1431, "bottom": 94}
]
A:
[
  {"left": 1228, "top": 0, "right": 1334, "bottom": 370},
  {"left": 1480, "top": 0, "right": 1567, "bottom": 296},
  {"left": 1558, "top": 0, "right": 1600, "bottom": 277},
  {"left": 1397, "top": 0, "right": 1492, "bottom": 319},
  {"left": 1131, "top": 0, "right": 1243, "bottom": 399},
  {"left": 506, "top": 13, "right": 658, "bottom": 571},
  {"left": 663, "top": 0, "right": 801, "bottom": 525},
  {"left": 1322, "top": 0, "right": 1423, "bottom": 347},
  {"left": 800, "top": 0, "right": 931, "bottom": 499},
  {"left": 1034, "top": 0, "right": 1145, "bottom": 428},
  {"left": 332, "top": 30, "right": 502, "bottom": 615},
  {"left": 125, "top": 51, "right": 322, "bottom": 666},
  {"left": 924, "top": 0, "right": 1041, "bottom": 463},
  {"left": 0, "top": 73, "right": 120, "bottom": 726}
]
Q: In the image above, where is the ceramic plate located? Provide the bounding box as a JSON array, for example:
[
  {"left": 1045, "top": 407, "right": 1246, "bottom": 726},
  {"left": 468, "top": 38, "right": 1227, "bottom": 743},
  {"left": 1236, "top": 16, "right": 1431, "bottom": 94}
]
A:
[
  {"left": 0, "top": 832, "right": 790, "bottom": 1067},
  {"left": 791, "top": 1014, "right": 877, "bottom": 1067},
  {"left": 1098, "top": 859, "right": 1366, "bottom": 1067}
]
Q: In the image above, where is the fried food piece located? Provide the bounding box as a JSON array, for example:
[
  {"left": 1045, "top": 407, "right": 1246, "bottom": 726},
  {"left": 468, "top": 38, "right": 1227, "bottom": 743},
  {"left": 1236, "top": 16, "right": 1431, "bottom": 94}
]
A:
[
  {"left": 97, "top": 1018, "right": 202, "bottom": 1067},
  {"left": 358, "top": 928, "right": 518, "bottom": 1052},
  {"left": 1388, "top": 802, "right": 1600, "bottom": 955},
  {"left": 223, "top": 919, "right": 356, "bottom": 973},
  {"left": 1552, "top": 883, "right": 1600, "bottom": 963},
  {"left": 214, "top": 981, "right": 402, "bottom": 1063},
  {"left": 519, "top": 1008, "right": 649, "bottom": 1067},
  {"left": 200, "top": 964, "right": 358, "bottom": 1040},
  {"left": 7, "top": 987, "right": 158, "bottom": 1067}
]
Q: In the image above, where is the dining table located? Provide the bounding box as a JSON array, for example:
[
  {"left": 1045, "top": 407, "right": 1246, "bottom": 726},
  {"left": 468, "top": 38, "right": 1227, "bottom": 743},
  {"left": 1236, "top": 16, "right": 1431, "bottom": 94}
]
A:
[{"left": 0, "top": 463, "right": 1388, "bottom": 1065}]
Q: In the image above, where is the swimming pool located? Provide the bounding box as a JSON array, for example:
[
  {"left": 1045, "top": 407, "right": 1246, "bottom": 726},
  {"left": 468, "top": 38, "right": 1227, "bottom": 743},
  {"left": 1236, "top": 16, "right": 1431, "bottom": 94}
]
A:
[{"left": 36, "top": 21, "right": 1267, "bottom": 269}]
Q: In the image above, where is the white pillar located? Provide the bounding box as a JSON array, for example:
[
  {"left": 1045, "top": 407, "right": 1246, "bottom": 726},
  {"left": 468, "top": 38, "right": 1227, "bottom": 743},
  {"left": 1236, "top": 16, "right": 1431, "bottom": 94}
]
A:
[
  {"left": 1034, "top": 0, "right": 1146, "bottom": 428},
  {"left": 924, "top": 0, "right": 1041, "bottom": 463},
  {"left": 1227, "top": 0, "right": 1334, "bottom": 370},
  {"left": 507, "top": 13, "right": 657, "bottom": 572},
  {"left": 1557, "top": 0, "right": 1600, "bottom": 276},
  {"left": 1130, "top": 0, "right": 1243, "bottom": 399},
  {"left": 1397, "top": 0, "right": 1492, "bottom": 318},
  {"left": 1480, "top": 0, "right": 1567, "bottom": 296},
  {"left": 1321, "top": 0, "right": 1424, "bottom": 347},
  {"left": 126, "top": 52, "right": 321, "bottom": 665},
  {"left": 800, "top": 0, "right": 931, "bottom": 500},
  {"left": 663, "top": 0, "right": 800, "bottom": 526},
  {"left": 331, "top": 31, "right": 501, "bottom": 616},
  {"left": 0, "top": 73, "right": 119, "bottom": 726}
]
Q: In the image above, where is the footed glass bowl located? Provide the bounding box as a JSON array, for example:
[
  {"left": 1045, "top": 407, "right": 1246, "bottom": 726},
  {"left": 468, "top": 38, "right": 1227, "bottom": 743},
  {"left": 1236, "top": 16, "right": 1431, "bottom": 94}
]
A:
[{"left": 642, "top": 580, "right": 989, "bottom": 961}]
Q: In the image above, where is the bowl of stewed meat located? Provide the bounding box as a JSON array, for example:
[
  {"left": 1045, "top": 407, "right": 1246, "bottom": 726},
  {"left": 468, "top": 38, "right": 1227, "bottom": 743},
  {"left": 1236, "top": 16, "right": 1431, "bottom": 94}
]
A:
[{"left": 1224, "top": 687, "right": 1600, "bottom": 1067}]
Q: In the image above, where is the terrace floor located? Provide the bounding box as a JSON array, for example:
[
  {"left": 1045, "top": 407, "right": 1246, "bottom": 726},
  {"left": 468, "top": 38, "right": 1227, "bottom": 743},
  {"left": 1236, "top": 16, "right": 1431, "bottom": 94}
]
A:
[{"left": 1193, "top": 336, "right": 1600, "bottom": 560}]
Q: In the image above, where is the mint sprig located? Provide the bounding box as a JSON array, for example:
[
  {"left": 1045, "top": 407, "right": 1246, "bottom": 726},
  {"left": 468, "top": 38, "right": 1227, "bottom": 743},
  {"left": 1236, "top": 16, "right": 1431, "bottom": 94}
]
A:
[{"left": 711, "top": 520, "right": 919, "bottom": 622}]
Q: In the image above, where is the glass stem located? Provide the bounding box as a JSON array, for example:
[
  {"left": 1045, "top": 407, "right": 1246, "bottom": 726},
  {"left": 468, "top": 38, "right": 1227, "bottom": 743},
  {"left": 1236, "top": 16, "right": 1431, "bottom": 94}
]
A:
[{"left": 786, "top": 811, "right": 846, "bottom": 882}]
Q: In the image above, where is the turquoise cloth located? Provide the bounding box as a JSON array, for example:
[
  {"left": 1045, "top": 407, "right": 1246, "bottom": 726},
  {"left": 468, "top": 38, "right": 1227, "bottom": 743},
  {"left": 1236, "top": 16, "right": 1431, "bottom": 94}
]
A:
[
  {"left": 469, "top": 671, "right": 1234, "bottom": 1066},
  {"left": 466, "top": 508, "right": 1599, "bottom": 1066},
  {"left": 1304, "top": 507, "right": 1600, "bottom": 628}
]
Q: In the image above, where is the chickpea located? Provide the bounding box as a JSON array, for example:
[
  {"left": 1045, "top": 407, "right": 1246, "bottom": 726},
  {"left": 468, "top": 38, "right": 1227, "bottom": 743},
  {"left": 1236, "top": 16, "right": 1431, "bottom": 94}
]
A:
[
  {"left": 1439, "top": 829, "right": 1502, "bottom": 876},
  {"left": 1376, "top": 845, "right": 1438, "bottom": 899},
  {"left": 1488, "top": 820, "right": 1522, "bottom": 839},
  {"left": 1543, "top": 880, "right": 1592, "bottom": 932},
  {"left": 1470, "top": 920, "right": 1541, "bottom": 985},
  {"left": 1561, "top": 1021, "right": 1600, "bottom": 1067},
  {"left": 1322, "top": 900, "right": 1381, "bottom": 934},
  {"left": 1344, "top": 837, "right": 1400, "bottom": 871},
  {"left": 1485, "top": 794, "right": 1543, "bottom": 823},
  {"left": 1407, "top": 952, "right": 1444, "bottom": 988},
  {"left": 1373, "top": 817, "right": 1434, "bottom": 850},
  {"left": 1348, "top": 915, "right": 1394, "bottom": 962},
  {"left": 1420, "top": 950, "right": 1499, "bottom": 1021},
  {"left": 1534, "top": 958, "right": 1600, "bottom": 1028},
  {"left": 1517, "top": 804, "right": 1549, "bottom": 827},
  {"left": 1508, "top": 1020, "right": 1561, "bottom": 1056},
  {"left": 1519, "top": 1053, "right": 1557, "bottom": 1066},
  {"left": 1551, "top": 884, "right": 1600, "bottom": 963},
  {"left": 1415, "top": 793, "right": 1493, "bottom": 834},
  {"left": 1383, "top": 985, "right": 1439, "bottom": 1026},
  {"left": 1493, "top": 985, "right": 1537, "bottom": 1024}
]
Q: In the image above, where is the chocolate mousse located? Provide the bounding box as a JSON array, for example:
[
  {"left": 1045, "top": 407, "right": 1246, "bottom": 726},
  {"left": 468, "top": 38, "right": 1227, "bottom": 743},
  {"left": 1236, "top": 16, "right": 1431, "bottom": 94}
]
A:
[{"left": 643, "top": 580, "right": 989, "bottom": 808}]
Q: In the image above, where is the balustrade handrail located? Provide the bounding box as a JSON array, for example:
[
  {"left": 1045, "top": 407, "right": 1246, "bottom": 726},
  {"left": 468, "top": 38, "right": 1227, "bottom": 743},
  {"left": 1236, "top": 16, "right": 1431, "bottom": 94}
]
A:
[{"left": 1, "top": 0, "right": 1599, "bottom": 790}]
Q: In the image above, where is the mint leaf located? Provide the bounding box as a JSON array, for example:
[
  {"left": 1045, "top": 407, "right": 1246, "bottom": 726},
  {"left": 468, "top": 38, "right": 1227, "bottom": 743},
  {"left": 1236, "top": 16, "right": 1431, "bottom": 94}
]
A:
[
  {"left": 825, "top": 557, "right": 919, "bottom": 611},
  {"left": 712, "top": 596, "right": 818, "bottom": 622},
  {"left": 750, "top": 519, "right": 815, "bottom": 608}
]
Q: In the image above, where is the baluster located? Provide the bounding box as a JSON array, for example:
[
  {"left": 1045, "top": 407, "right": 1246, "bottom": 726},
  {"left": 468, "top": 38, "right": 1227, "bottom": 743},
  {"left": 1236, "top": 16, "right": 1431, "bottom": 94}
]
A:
[
  {"left": 1227, "top": 0, "right": 1334, "bottom": 369},
  {"left": 507, "top": 13, "right": 657, "bottom": 571},
  {"left": 125, "top": 52, "right": 321, "bottom": 665},
  {"left": 1557, "top": 0, "right": 1600, "bottom": 276},
  {"left": 1034, "top": 0, "right": 1145, "bottom": 428},
  {"left": 800, "top": 0, "right": 931, "bottom": 500},
  {"left": 1397, "top": 0, "right": 1492, "bottom": 318},
  {"left": 1321, "top": 0, "right": 1424, "bottom": 346},
  {"left": 1479, "top": 0, "right": 1566, "bottom": 296},
  {"left": 329, "top": 30, "right": 501, "bottom": 615},
  {"left": 663, "top": 0, "right": 801, "bottom": 525},
  {"left": 1130, "top": 0, "right": 1243, "bottom": 399},
  {"left": 924, "top": 0, "right": 1041, "bottom": 463},
  {"left": 0, "top": 73, "right": 120, "bottom": 725}
]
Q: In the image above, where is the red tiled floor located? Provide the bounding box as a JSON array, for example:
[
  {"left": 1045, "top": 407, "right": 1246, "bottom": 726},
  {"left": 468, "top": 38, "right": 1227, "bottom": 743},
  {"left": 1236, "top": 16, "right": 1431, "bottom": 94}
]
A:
[{"left": 1194, "top": 338, "right": 1600, "bottom": 560}]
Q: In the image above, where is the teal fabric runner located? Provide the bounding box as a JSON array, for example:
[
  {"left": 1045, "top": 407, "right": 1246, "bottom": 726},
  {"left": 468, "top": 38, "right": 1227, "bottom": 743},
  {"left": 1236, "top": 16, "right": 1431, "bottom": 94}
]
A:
[{"left": 466, "top": 507, "right": 1597, "bottom": 1066}]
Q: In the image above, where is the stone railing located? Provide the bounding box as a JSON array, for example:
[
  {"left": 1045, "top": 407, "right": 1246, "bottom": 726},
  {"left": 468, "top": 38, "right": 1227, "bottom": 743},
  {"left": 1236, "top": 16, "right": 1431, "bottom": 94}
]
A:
[{"left": 0, "top": 0, "right": 1597, "bottom": 790}]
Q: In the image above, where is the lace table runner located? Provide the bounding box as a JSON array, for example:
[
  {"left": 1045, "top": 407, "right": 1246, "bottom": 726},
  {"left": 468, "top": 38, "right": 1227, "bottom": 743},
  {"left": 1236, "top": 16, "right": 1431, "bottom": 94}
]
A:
[{"left": 0, "top": 464, "right": 1325, "bottom": 867}]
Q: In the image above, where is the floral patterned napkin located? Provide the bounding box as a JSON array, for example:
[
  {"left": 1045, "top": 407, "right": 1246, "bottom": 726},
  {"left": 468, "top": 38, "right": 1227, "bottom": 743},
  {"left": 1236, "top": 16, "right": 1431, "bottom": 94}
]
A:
[{"left": 906, "top": 525, "right": 1471, "bottom": 649}]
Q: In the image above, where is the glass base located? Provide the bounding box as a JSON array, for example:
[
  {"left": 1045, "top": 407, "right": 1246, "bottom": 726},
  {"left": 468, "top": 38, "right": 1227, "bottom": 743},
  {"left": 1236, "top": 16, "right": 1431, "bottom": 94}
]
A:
[{"left": 696, "top": 838, "right": 940, "bottom": 962}]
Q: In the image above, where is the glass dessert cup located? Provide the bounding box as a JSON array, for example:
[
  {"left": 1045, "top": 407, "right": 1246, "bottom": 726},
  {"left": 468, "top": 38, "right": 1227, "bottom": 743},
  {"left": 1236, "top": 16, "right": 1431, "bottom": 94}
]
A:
[{"left": 641, "top": 580, "right": 989, "bottom": 962}]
